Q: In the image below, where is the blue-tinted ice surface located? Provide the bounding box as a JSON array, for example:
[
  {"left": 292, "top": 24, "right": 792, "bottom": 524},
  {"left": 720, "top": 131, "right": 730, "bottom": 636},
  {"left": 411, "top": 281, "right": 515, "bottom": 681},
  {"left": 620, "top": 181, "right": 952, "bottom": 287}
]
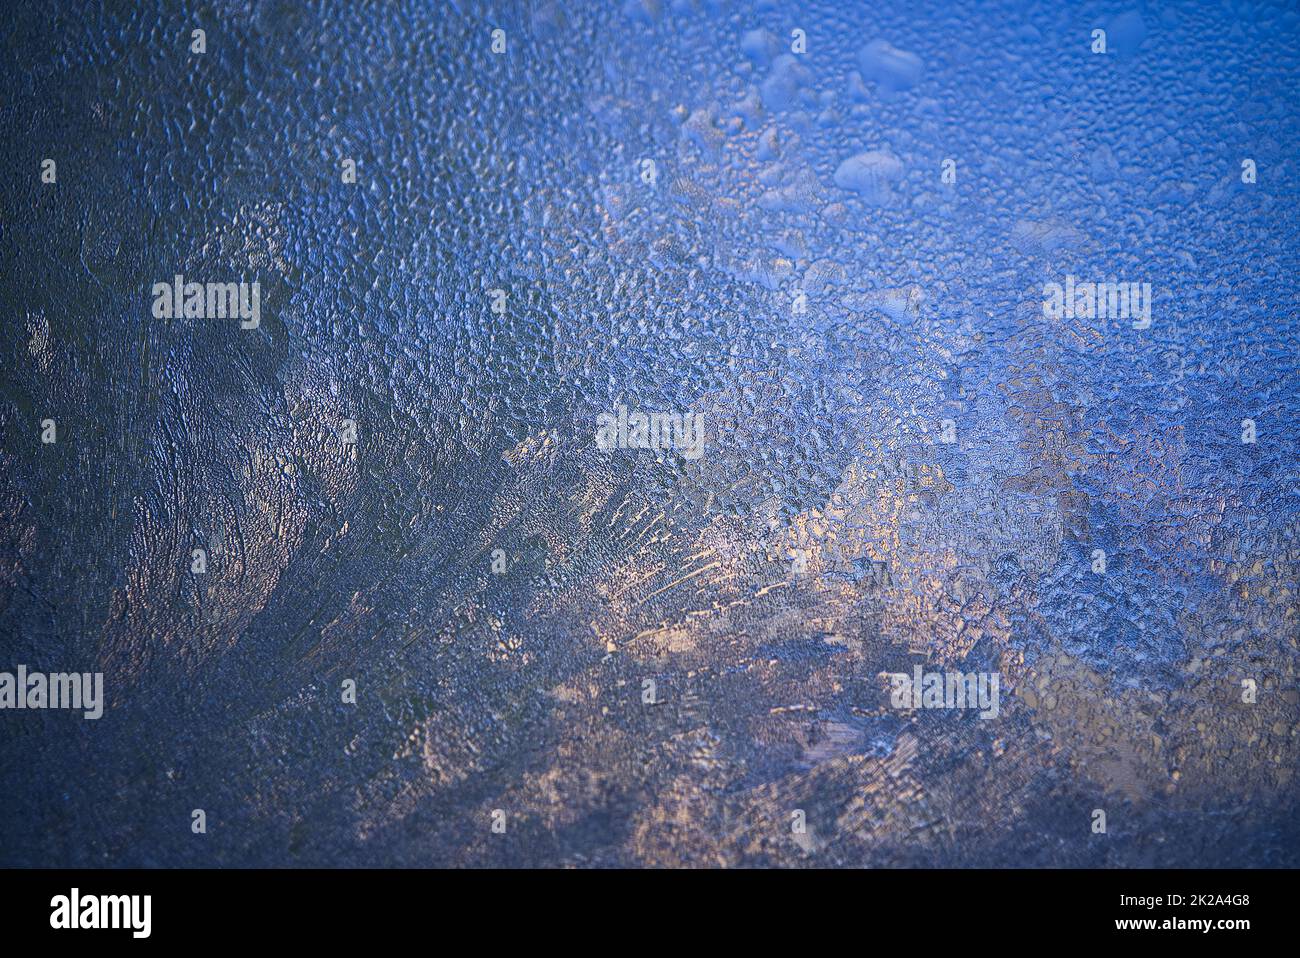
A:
[{"left": 0, "top": 0, "right": 1297, "bottom": 866}]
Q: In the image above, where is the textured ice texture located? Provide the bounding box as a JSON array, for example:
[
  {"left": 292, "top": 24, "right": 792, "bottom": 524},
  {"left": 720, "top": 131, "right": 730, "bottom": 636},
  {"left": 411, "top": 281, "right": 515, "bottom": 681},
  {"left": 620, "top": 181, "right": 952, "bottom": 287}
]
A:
[
  {"left": 833, "top": 149, "right": 904, "bottom": 203},
  {"left": 1, "top": 0, "right": 1298, "bottom": 867}
]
